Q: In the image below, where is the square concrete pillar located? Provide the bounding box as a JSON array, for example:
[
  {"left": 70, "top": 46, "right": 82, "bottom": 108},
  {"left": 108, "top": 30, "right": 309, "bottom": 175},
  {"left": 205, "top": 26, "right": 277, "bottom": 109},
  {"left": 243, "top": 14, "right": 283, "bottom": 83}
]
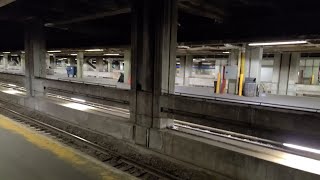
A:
[
  {"left": 3, "top": 54, "right": 8, "bottom": 70},
  {"left": 124, "top": 50, "right": 131, "bottom": 84},
  {"left": 246, "top": 47, "right": 263, "bottom": 84},
  {"left": 77, "top": 52, "right": 84, "bottom": 79},
  {"left": 227, "top": 50, "right": 239, "bottom": 94},
  {"left": 96, "top": 57, "right": 104, "bottom": 72},
  {"left": 46, "top": 53, "right": 50, "bottom": 69},
  {"left": 287, "top": 53, "right": 300, "bottom": 96},
  {"left": 131, "top": 0, "right": 177, "bottom": 146},
  {"left": 107, "top": 60, "right": 113, "bottom": 72},
  {"left": 20, "top": 54, "right": 25, "bottom": 73},
  {"left": 278, "top": 53, "right": 291, "bottom": 95},
  {"left": 271, "top": 53, "right": 281, "bottom": 94},
  {"left": 184, "top": 55, "right": 193, "bottom": 86},
  {"left": 24, "top": 18, "right": 46, "bottom": 97},
  {"left": 179, "top": 56, "right": 186, "bottom": 79}
]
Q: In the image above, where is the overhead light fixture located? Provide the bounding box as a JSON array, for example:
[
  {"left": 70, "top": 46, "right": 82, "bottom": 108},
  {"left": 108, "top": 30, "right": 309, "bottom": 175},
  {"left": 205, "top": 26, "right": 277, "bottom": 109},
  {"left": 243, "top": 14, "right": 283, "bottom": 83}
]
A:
[
  {"left": 64, "top": 103, "right": 92, "bottom": 111},
  {"left": 70, "top": 54, "right": 78, "bottom": 56},
  {"left": 21, "top": 51, "right": 25, "bottom": 54},
  {"left": 85, "top": 49, "right": 104, "bottom": 52},
  {"left": 8, "top": 84, "right": 16, "bottom": 87},
  {"left": 104, "top": 53, "right": 120, "bottom": 56},
  {"left": 2, "top": 89, "right": 21, "bottom": 95},
  {"left": 249, "top": 40, "right": 307, "bottom": 46},
  {"left": 178, "top": 45, "right": 190, "bottom": 49},
  {"left": 201, "top": 59, "right": 206, "bottom": 61},
  {"left": 49, "top": 54, "right": 54, "bottom": 56},
  {"left": 223, "top": 52, "right": 230, "bottom": 54},
  {"left": 3, "top": 52, "right": 10, "bottom": 54},
  {"left": 11, "top": 54, "right": 18, "bottom": 56},
  {"left": 283, "top": 143, "right": 320, "bottom": 154},
  {"left": 47, "top": 50, "right": 62, "bottom": 53},
  {"left": 71, "top": 98, "right": 86, "bottom": 103}
]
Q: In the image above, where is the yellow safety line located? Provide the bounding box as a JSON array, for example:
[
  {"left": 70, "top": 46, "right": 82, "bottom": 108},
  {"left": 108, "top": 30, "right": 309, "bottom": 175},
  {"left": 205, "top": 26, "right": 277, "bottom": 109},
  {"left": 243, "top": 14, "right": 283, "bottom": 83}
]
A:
[{"left": 0, "top": 114, "right": 136, "bottom": 180}]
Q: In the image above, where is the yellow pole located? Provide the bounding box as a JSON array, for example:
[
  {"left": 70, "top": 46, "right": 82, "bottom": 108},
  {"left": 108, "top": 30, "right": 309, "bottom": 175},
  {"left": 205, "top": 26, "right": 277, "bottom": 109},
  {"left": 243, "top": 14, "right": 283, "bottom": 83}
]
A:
[
  {"left": 311, "top": 74, "right": 315, "bottom": 85},
  {"left": 216, "top": 72, "right": 221, "bottom": 94},
  {"left": 238, "top": 51, "right": 246, "bottom": 96}
]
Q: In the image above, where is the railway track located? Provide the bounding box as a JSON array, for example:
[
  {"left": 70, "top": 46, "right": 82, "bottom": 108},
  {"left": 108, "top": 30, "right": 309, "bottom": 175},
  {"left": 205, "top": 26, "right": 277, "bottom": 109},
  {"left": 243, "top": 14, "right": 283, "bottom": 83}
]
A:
[
  {"left": 0, "top": 103, "right": 180, "bottom": 180},
  {"left": 172, "top": 120, "right": 320, "bottom": 161}
]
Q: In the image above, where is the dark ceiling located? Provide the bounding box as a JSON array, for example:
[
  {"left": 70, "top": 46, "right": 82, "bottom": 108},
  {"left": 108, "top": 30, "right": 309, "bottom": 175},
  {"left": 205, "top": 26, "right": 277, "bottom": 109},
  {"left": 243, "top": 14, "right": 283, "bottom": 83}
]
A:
[{"left": 0, "top": 0, "right": 320, "bottom": 50}]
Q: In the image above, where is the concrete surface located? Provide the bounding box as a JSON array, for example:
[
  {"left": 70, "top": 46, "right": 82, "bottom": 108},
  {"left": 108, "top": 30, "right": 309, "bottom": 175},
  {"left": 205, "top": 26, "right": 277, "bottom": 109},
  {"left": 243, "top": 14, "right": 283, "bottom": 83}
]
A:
[
  {"left": 175, "top": 85, "right": 320, "bottom": 111},
  {"left": 148, "top": 128, "right": 320, "bottom": 180},
  {"left": 47, "top": 74, "right": 130, "bottom": 90},
  {"left": 0, "top": 114, "right": 136, "bottom": 180}
]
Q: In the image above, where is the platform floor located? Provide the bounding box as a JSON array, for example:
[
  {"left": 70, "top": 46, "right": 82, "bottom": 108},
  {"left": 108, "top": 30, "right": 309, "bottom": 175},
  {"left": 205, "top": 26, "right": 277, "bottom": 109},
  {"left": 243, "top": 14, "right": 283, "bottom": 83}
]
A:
[
  {"left": 175, "top": 86, "right": 320, "bottom": 111},
  {"left": 0, "top": 114, "right": 136, "bottom": 180}
]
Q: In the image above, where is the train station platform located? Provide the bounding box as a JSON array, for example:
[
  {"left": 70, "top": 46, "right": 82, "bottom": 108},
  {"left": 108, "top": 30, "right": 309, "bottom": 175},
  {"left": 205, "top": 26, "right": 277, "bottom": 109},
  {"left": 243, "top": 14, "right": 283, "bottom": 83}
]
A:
[
  {"left": 0, "top": 114, "right": 136, "bottom": 180},
  {"left": 175, "top": 86, "right": 320, "bottom": 112}
]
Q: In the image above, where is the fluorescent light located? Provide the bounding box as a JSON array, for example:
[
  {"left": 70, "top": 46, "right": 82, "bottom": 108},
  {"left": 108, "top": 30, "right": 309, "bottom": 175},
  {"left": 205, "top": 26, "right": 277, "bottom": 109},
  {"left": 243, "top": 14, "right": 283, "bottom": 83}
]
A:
[
  {"left": 47, "top": 50, "right": 62, "bottom": 53},
  {"left": 49, "top": 54, "right": 54, "bottom": 56},
  {"left": 176, "top": 62, "right": 180, "bottom": 65},
  {"left": 64, "top": 103, "right": 92, "bottom": 111},
  {"left": 11, "top": 54, "right": 18, "bottom": 56},
  {"left": 104, "top": 53, "right": 120, "bottom": 56},
  {"left": 178, "top": 45, "right": 190, "bottom": 49},
  {"left": 85, "top": 49, "right": 104, "bottom": 52},
  {"left": 223, "top": 51, "right": 230, "bottom": 54},
  {"left": 249, "top": 40, "right": 307, "bottom": 46},
  {"left": 2, "top": 89, "right": 21, "bottom": 95},
  {"left": 8, "top": 84, "right": 16, "bottom": 87},
  {"left": 70, "top": 54, "right": 77, "bottom": 56},
  {"left": 21, "top": 51, "right": 25, "bottom": 54},
  {"left": 71, "top": 98, "right": 86, "bottom": 103},
  {"left": 3, "top": 52, "right": 10, "bottom": 54},
  {"left": 283, "top": 143, "right": 320, "bottom": 154}
]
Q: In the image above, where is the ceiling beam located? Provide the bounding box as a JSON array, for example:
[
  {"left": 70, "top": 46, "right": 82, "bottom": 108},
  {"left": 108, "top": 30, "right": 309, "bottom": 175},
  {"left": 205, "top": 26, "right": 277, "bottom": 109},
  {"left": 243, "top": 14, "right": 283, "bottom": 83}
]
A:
[
  {"left": 45, "top": 8, "right": 131, "bottom": 27},
  {"left": 178, "top": 0, "right": 224, "bottom": 22}
]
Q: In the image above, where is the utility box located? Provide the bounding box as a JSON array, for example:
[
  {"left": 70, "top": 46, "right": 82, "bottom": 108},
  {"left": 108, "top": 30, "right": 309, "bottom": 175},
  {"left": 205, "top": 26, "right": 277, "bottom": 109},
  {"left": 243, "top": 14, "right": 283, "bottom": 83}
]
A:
[
  {"left": 224, "top": 66, "right": 238, "bottom": 80},
  {"left": 66, "top": 66, "right": 77, "bottom": 77}
]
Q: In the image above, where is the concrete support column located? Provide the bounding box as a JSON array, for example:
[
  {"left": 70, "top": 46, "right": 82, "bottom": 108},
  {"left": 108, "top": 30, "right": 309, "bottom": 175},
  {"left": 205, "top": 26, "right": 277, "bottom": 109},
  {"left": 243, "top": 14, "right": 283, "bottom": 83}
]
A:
[
  {"left": 96, "top": 57, "right": 104, "bottom": 72},
  {"left": 185, "top": 56, "right": 193, "bottom": 85},
  {"left": 131, "top": 0, "right": 177, "bottom": 146},
  {"left": 278, "top": 53, "right": 291, "bottom": 95},
  {"left": 107, "top": 60, "right": 113, "bottom": 72},
  {"left": 228, "top": 50, "right": 239, "bottom": 94},
  {"left": 77, "top": 52, "right": 84, "bottom": 79},
  {"left": 24, "top": 18, "right": 46, "bottom": 96},
  {"left": 52, "top": 55, "right": 56, "bottom": 69},
  {"left": 271, "top": 53, "right": 281, "bottom": 94},
  {"left": 20, "top": 54, "right": 25, "bottom": 73},
  {"left": 69, "top": 57, "right": 76, "bottom": 66},
  {"left": 287, "top": 53, "right": 300, "bottom": 96},
  {"left": 180, "top": 55, "right": 192, "bottom": 86},
  {"left": 46, "top": 53, "right": 50, "bottom": 69},
  {"left": 246, "top": 47, "right": 263, "bottom": 84},
  {"left": 179, "top": 56, "right": 186, "bottom": 85},
  {"left": 124, "top": 50, "right": 131, "bottom": 84},
  {"left": 3, "top": 54, "right": 8, "bottom": 70}
]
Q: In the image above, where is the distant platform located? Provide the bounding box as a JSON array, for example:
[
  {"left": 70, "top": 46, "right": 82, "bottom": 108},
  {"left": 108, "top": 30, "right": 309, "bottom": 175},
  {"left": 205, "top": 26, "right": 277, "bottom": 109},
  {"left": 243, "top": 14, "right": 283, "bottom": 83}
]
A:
[{"left": 175, "top": 86, "right": 320, "bottom": 112}]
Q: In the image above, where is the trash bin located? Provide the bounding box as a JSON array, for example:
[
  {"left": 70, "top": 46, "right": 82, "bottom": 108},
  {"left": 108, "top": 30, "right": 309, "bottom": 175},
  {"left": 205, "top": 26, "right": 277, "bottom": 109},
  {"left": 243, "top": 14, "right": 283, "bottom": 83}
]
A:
[
  {"left": 244, "top": 78, "right": 256, "bottom": 97},
  {"left": 66, "top": 66, "right": 77, "bottom": 77}
]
